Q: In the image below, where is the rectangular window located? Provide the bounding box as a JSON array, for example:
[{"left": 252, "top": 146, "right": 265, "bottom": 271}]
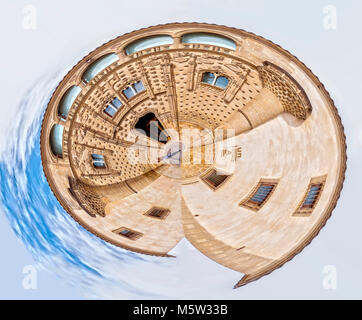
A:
[
  {"left": 215, "top": 76, "right": 229, "bottom": 89},
  {"left": 111, "top": 97, "right": 122, "bottom": 108},
  {"left": 144, "top": 207, "right": 170, "bottom": 219},
  {"left": 293, "top": 176, "right": 327, "bottom": 216},
  {"left": 201, "top": 168, "right": 230, "bottom": 190},
  {"left": 201, "top": 72, "right": 229, "bottom": 89},
  {"left": 240, "top": 179, "right": 278, "bottom": 211},
  {"left": 113, "top": 227, "right": 143, "bottom": 240},
  {"left": 91, "top": 153, "right": 106, "bottom": 168},
  {"left": 301, "top": 184, "right": 323, "bottom": 208},
  {"left": 104, "top": 97, "right": 123, "bottom": 117},
  {"left": 104, "top": 105, "right": 117, "bottom": 117},
  {"left": 202, "top": 72, "right": 216, "bottom": 85},
  {"left": 122, "top": 86, "right": 135, "bottom": 99},
  {"left": 133, "top": 81, "right": 145, "bottom": 93},
  {"left": 122, "top": 81, "right": 145, "bottom": 100}
]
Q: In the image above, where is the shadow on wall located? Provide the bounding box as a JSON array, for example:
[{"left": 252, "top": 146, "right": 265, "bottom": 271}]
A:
[{"left": 280, "top": 113, "right": 305, "bottom": 127}]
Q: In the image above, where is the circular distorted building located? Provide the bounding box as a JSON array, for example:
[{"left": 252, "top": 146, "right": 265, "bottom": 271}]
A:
[{"left": 40, "top": 23, "right": 346, "bottom": 287}]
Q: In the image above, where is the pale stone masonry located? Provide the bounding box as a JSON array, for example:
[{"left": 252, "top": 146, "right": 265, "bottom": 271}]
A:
[{"left": 41, "top": 23, "right": 346, "bottom": 287}]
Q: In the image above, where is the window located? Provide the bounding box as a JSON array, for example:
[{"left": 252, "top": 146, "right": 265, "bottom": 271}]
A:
[
  {"left": 104, "top": 97, "right": 123, "bottom": 117},
  {"left": 135, "top": 112, "right": 170, "bottom": 144},
  {"left": 122, "top": 81, "right": 145, "bottom": 99},
  {"left": 293, "top": 176, "right": 326, "bottom": 216},
  {"left": 202, "top": 72, "right": 215, "bottom": 85},
  {"left": 301, "top": 184, "right": 323, "bottom": 208},
  {"left": 49, "top": 124, "right": 64, "bottom": 157},
  {"left": 82, "top": 53, "right": 119, "bottom": 83},
  {"left": 240, "top": 179, "right": 278, "bottom": 211},
  {"left": 91, "top": 154, "right": 106, "bottom": 168},
  {"left": 58, "top": 85, "right": 82, "bottom": 120},
  {"left": 133, "top": 81, "right": 145, "bottom": 93},
  {"left": 215, "top": 76, "right": 229, "bottom": 89},
  {"left": 144, "top": 207, "right": 170, "bottom": 219},
  {"left": 201, "top": 72, "right": 229, "bottom": 89},
  {"left": 113, "top": 227, "right": 143, "bottom": 240},
  {"left": 124, "top": 35, "right": 174, "bottom": 55},
  {"left": 181, "top": 32, "right": 236, "bottom": 50},
  {"left": 201, "top": 168, "right": 231, "bottom": 190}
]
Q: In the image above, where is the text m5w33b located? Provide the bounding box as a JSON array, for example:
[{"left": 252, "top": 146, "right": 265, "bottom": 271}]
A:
[{"left": 177, "top": 304, "right": 228, "bottom": 315}]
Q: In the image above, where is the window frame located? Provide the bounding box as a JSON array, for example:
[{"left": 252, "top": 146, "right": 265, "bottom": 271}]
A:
[
  {"left": 181, "top": 32, "right": 237, "bottom": 51},
  {"left": 49, "top": 124, "right": 64, "bottom": 158},
  {"left": 200, "top": 71, "right": 230, "bottom": 90},
  {"left": 200, "top": 168, "right": 231, "bottom": 191},
  {"left": 81, "top": 53, "right": 119, "bottom": 84},
  {"left": 122, "top": 80, "right": 145, "bottom": 100},
  {"left": 293, "top": 175, "right": 327, "bottom": 217},
  {"left": 239, "top": 179, "right": 279, "bottom": 211},
  {"left": 58, "top": 85, "right": 82, "bottom": 120},
  {"left": 91, "top": 153, "right": 107, "bottom": 169},
  {"left": 112, "top": 227, "right": 143, "bottom": 240},
  {"left": 144, "top": 207, "right": 170, "bottom": 220},
  {"left": 124, "top": 35, "right": 174, "bottom": 56},
  {"left": 103, "top": 97, "right": 123, "bottom": 118}
]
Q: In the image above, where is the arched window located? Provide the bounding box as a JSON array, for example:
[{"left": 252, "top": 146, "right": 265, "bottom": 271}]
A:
[
  {"left": 82, "top": 53, "right": 119, "bottom": 83},
  {"left": 135, "top": 113, "right": 169, "bottom": 144},
  {"left": 58, "top": 85, "right": 82, "bottom": 120},
  {"left": 49, "top": 124, "right": 64, "bottom": 157},
  {"left": 181, "top": 32, "right": 236, "bottom": 50},
  {"left": 124, "top": 35, "right": 173, "bottom": 55},
  {"left": 201, "top": 72, "right": 229, "bottom": 89}
]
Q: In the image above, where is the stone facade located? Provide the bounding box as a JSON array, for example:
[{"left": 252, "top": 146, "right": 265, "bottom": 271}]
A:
[{"left": 40, "top": 23, "right": 346, "bottom": 287}]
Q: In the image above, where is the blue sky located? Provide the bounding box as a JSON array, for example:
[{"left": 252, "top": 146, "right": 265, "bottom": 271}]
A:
[{"left": 0, "top": 0, "right": 361, "bottom": 299}]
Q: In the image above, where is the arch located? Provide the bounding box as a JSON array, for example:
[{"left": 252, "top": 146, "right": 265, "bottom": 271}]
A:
[
  {"left": 82, "top": 53, "right": 119, "bottom": 83},
  {"left": 58, "top": 85, "right": 82, "bottom": 119},
  {"left": 181, "top": 32, "right": 236, "bottom": 50},
  {"left": 49, "top": 124, "right": 64, "bottom": 157},
  {"left": 135, "top": 112, "right": 169, "bottom": 144},
  {"left": 124, "top": 35, "right": 173, "bottom": 55}
]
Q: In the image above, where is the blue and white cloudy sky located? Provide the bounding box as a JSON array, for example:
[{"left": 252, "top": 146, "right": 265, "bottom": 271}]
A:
[{"left": 0, "top": 0, "right": 362, "bottom": 299}]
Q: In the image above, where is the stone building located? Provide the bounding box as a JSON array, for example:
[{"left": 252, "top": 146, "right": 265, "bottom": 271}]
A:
[{"left": 40, "top": 23, "right": 346, "bottom": 287}]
